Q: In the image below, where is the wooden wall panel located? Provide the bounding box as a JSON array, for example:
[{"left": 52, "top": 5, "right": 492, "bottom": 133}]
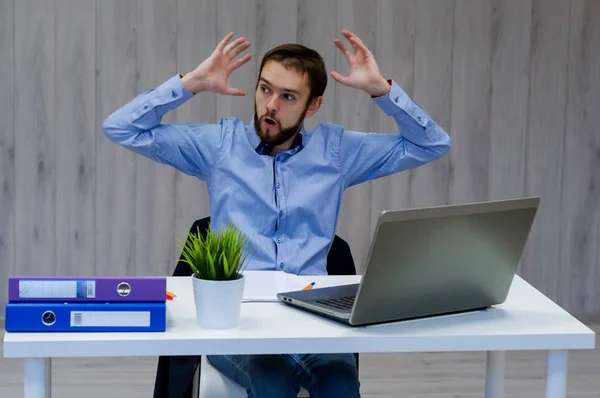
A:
[
  {"left": 95, "top": 0, "right": 137, "bottom": 276},
  {"left": 560, "top": 0, "right": 600, "bottom": 313},
  {"left": 1, "top": 0, "right": 600, "bottom": 316},
  {"left": 0, "top": 0, "right": 14, "bottom": 304},
  {"left": 14, "top": 0, "right": 55, "bottom": 277},
  {"left": 487, "top": 0, "right": 531, "bottom": 200},
  {"left": 55, "top": 0, "right": 96, "bottom": 277},
  {"left": 256, "top": 0, "right": 297, "bottom": 55},
  {"left": 522, "top": 0, "right": 571, "bottom": 304},
  {"left": 449, "top": 0, "right": 493, "bottom": 205}
]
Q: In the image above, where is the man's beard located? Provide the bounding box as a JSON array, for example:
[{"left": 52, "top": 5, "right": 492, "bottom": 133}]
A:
[{"left": 253, "top": 102, "right": 310, "bottom": 147}]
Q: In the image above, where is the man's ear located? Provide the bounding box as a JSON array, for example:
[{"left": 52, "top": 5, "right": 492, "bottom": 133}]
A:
[{"left": 305, "top": 97, "right": 323, "bottom": 118}]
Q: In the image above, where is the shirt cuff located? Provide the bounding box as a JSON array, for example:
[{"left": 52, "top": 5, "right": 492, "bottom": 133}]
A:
[
  {"left": 370, "top": 79, "right": 392, "bottom": 98},
  {"left": 157, "top": 74, "right": 195, "bottom": 104},
  {"left": 129, "top": 74, "right": 195, "bottom": 120},
  {"left": 373, "top": 79, "right": 430, "bottom": 128},
  {"left": 175, "top": 73, "right": 195, "bottom": 98}
]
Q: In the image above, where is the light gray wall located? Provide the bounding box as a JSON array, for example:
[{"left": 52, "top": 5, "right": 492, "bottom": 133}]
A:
[{"left": 1, "top": 0, "right": 599, "bottom": 316}]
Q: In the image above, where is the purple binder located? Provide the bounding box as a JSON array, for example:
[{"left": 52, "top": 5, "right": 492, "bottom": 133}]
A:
[{"left": 8, "top": 276, "right": 166, "bottom": 302}]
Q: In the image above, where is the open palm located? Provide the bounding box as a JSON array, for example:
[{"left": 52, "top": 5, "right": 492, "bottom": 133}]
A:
[
  {"left": 332, "top": 30, "right": 389, "bottom": 97},
  {"left": 189, "top": 33, "right": 252, "bottom": 96}
]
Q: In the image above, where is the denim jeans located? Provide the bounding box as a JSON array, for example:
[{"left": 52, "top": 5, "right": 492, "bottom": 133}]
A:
[{"left": 206, "top": 353, "right": 360, "bottom": 398}]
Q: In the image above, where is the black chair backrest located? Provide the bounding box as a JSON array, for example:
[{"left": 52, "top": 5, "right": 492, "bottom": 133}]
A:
[{"left": 173, "top": 217, "right": 356, "bottom": 277}]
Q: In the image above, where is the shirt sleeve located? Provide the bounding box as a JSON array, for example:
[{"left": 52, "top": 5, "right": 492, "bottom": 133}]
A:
[
  {"left": 101, "top": 74, "right": 225, "bottom": 182},
  {"left": 337, "top": 79, "right": 452, "bottom": 188}
]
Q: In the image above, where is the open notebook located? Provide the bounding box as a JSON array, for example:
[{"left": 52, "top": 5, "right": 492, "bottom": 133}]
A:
[{"left": 241, "top": 271, "right": 313, "bottom": 302}]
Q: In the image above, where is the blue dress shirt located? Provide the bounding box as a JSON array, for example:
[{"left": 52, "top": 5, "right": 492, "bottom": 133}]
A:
[{"left": 102, "top": 74, "right": 451, "bottom": 275}]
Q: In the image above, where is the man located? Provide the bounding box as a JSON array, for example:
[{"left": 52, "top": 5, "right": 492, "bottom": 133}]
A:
[{"left": 103, "top": 30, "right": 451, "bottom": 398}]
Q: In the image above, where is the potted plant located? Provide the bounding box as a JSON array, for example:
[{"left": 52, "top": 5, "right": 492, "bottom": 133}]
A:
[{"left": 177, "top": 223, "right": 249, "bottom": 329}]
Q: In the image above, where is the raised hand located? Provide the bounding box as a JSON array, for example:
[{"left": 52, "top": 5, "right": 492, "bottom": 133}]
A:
[
  {"left": 331, "top": 30, "right": 390, "bottom": 97},
  {"left": 181, "top": 32, "right": 252, "bottom": 96}
]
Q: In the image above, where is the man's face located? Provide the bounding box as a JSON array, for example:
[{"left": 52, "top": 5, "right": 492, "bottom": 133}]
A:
[{"left": 254, "top": 60, "right": 315, "bottom": 146}]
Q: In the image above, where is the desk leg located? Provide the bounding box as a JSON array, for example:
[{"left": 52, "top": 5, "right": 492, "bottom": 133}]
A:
[
  {"left": 545, "top": 350, "right": 568, "bottom": 398},
  {"left": 485, "top": 351, "right": 505, "bottom": 398},
  {"left": 24, "top": 358, "right": 51, "bottom": 398}
]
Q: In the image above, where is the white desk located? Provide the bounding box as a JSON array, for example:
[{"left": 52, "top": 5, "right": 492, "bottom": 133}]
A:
[{"left": 3, "top": 274, "right": 595, "bottom": 398}]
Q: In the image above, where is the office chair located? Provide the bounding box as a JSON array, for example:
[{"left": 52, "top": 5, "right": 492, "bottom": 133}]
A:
[{"left": 153, "top": 217, "right": 358, "bottom": 398}]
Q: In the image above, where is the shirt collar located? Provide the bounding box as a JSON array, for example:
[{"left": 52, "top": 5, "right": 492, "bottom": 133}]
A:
[
  {"left": 247, "top": 114, "right": 305, "bottom": 156},
  {"left": 256, "top": 133, "right": 303, "bottom": 156}
]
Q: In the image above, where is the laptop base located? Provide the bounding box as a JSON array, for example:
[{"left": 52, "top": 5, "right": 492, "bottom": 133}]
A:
[{"left": 277, "top": 197, "right": 540, "bottom": 328}]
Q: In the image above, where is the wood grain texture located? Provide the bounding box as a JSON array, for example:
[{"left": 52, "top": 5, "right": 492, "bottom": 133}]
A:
[
  {"left": 0, "top": 0, "right": 599, "bottom": 316},
  {"left": 522, "top": 0, "right": 571, "bottom": 304},
  {"left": 0, "top": 0, "right": 14, "bottom": 303},
  {"left": 135, "top": 0, "right": 179, "bottom": 277},
  {"left": 296, "top": 0, "right": 338, "bottom": 129},
  {"left": 487, "top": 0, "right": 531, "bottom": 200},
  {"left": 408, "top": 0, "right": 454, "bottom": 208},
  {"left": 95, "top": 0, "right": 137, "bottom": 276},
  {"left": 216, "top": 0, "right": 258, "bottom": 122},
  {"left": 55, "top": 0, "right": 96, "bottom": 277},
  {"left": 14, "top": 0, "right": 55, "bottom": 276},
  {"left": 335, "top": 0, "right": 379, "bottom": 272},
  {"left": 256, "top": 0, "right": 297, "bottom": 56},
  {"left": 254, "top": 0, "right": 298, "bottom": 128},
  {"left": 561, "top": 0, "right": 600, "bottom": 313},
  {"left": 369, "top": 0, "right": 416, "bottom": 235},
  {"left": 449, "top": 0, "right": 493, "bottom": 205},
  {"left": 174, "top": 0, "right": 216, "bottom": 255}
]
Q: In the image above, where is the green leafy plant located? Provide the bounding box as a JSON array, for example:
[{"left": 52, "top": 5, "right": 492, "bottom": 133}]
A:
[{"left": 177, "top": 223, "right": 249, "bottom": 281}]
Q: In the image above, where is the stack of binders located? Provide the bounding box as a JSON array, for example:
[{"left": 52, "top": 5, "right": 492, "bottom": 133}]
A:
[{"left": 5, "top": 276, "right": 167, "bottom": 333}]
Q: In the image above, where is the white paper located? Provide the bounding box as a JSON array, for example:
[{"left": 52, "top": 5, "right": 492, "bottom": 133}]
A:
[{"left": 241, "top": 271, "right": 312, "bottom": 302}]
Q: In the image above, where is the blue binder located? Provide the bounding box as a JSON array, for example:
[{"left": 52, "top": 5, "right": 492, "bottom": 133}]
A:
[{"left": 5, "top": 302, "right": 166, "bottom": 332}]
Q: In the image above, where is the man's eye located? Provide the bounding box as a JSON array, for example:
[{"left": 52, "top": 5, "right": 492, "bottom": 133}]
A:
[
  {"left": 261, "top": 86, "right": 270, "bottom": 93},
  {"left": 284, "top": 94, "right": 294, "bottom": 101}
]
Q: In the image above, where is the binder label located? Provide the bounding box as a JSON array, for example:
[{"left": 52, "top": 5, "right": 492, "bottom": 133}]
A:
[
  {"left": 19, "top": 280, "right": 96, "bottom": 299},
  {"left": 70, "top": 311, "right": 151, "bottom": 327}
]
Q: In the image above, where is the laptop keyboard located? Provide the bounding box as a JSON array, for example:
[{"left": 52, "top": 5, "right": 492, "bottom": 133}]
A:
[{"left": 316, "top": 296, "right": 355, "bottom": 311}]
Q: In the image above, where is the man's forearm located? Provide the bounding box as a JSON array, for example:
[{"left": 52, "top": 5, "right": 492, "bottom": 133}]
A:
[
  {"left": 374, "top": 79, "right": 451, "bottom": 150},
  {"left": 180, "top": 71, "right": 209, "bottom": 95},
  {"left": 366, "top": 76, "right": 392, "bottom": 98},
  {"left": 102, "top": 74, "right": 194, "bottom": 142}
]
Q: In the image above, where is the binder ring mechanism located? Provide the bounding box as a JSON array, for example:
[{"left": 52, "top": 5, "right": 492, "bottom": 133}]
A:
[
  {"left": 117, "top": 282, "right": 131, "bottom": 297},
  {"left": 41, "top": 310, "right": 56, "bottom": 326}
]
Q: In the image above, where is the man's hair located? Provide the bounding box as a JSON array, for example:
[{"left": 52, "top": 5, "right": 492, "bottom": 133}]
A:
[{"left": 257, "top": 43, "right": 327, "bottom": 102}]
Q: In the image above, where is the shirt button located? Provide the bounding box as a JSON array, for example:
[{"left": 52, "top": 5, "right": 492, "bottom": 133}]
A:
[
  {"left": 279, "top": 262, "right": 284, "bottom": 268},
  {"left": 276, "top": 238, "right": 282, "bottom": 244},
  {"left": 276, "top": 182, "right": 281, "bottom": 189},
  {"left": 279, "top": 210, "right": 283, "bottom": 216}
]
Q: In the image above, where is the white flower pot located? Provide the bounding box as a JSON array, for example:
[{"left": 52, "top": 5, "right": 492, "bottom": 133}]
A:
[{"left": 191, "top": 274, "right": 245, "bottom": 329}]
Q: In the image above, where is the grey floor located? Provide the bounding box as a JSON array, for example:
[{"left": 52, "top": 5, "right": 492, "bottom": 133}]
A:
[{"left": 1, "top": 320, "right": 599, "bottom": 397}]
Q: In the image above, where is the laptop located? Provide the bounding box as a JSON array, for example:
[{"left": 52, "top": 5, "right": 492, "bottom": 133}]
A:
[{"left": 277, "top": 196, "right": 540, "bottom": 326}]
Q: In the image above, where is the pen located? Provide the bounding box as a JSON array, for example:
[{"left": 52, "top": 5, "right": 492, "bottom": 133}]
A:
[
  {"left": 166, "top": 291, "right": 176, "bottom": 301},
  {"left": 302, "top": 282, "right": 315, "bottom": 291}
]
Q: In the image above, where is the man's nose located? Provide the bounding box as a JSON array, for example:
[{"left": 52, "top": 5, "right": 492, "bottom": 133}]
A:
[{"left": 266, "top": 97, "right": 279, "bottom": 113}]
